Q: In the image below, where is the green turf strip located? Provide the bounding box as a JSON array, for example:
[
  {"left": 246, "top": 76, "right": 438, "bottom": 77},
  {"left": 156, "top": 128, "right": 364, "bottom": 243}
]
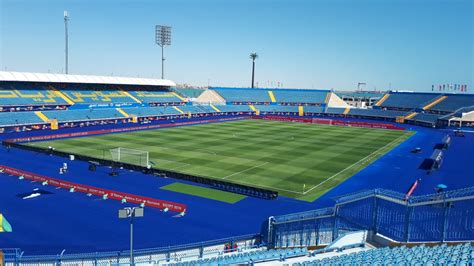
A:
[
  {"left": 160, "top": 182, "right": 246, "bottom": 203},
  {"left": 28, "top": 119, "right": 414, "bottom": 202}
]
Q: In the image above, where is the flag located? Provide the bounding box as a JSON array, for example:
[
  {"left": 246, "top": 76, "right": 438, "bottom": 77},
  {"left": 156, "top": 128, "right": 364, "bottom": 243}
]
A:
[{"left": 405, "top": 179, "right": 420, "bottom": 200}]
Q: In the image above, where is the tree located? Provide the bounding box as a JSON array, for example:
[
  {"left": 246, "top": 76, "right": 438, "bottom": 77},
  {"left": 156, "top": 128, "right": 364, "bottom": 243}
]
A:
[{"left": 250, "top": 52, "right": 258, "bottom": 88}]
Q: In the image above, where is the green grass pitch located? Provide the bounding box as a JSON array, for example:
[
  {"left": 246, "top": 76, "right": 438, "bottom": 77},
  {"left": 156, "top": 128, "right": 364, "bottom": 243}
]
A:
[
  {"left": 161, "top": 182, "right": 246, "bottom": 204},
  {"left": 28, "top": 119, "right": 413, "bottom": 202}
]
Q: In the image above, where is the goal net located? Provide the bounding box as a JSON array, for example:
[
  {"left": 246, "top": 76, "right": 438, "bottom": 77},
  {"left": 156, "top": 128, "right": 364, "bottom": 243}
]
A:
[{"left": 109, "top": 148, "right": 150, "bottom": 167}]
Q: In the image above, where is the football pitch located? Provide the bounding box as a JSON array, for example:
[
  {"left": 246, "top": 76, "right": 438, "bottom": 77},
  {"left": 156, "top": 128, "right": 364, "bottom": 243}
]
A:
[{"left": 28, "top": 119, "right": 413, "bottom": 201}]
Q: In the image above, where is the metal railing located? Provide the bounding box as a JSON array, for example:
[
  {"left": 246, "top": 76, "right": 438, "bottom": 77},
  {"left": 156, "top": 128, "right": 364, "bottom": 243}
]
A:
[
  {"left": 2, "top": 234, "right": 260, "bottom": 265},
  {"left": 268, "top": 187, "right": 474, "bottom": 248}
]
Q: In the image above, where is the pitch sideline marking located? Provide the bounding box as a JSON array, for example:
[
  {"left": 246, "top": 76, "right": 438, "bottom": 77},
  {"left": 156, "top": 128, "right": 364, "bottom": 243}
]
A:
[
  {"left": 303, "top": 132, "right": 410, "bottom": 195},
  {"left": 221, "top": 162, "right": 269, "bottom": 180}
]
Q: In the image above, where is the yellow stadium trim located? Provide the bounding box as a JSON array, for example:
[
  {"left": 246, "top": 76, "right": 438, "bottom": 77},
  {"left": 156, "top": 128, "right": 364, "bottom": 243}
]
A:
[
  {"left": 268, "top": 91, "right": 276, "bottom": 102},
  {"left": 173, "top": 106, "right": 185, "bottom": 114},
  {"left": 324, "top": 92, "right": 331, "bottom": 104},
  {"left": 405, "top": 112, "right": 418, "bottom": 119},
  {"left": 0, "top": 213, "right": 12, "bottom": 233},
  {"left": 423, "top": 95, "right": 448, "bottom": 110},
  {"left": 34, "top": 111, "right": 50, "bottom": 122},
  {"left": 298, "top": 106, "right": 304, "bottom": 116},
  {"left": 53, "top": 91, "right": 75, "bottom": 105},
  {"left": 116, "top": 108, "right": 130, "bottom": 118},
  {"left": 121, "top": 91, "right": 142, "bottom": 104},
  {"left": 343, "top": 107, "right": 350, "bottom": 115},
  {"left": 375, "top": 93, "right": 390, "bottom": 106},
  {"left": 210, "top": 104, "right": 221, "bottom": 112},
  {"left": 172, "top": 92, "right": 187, "bottom": 102},
  {"left": 249, "top": 105, "right": 257, "bottom": 111}
]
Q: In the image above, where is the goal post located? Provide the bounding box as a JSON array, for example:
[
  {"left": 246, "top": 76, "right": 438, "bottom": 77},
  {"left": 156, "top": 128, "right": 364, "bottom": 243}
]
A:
[{"left": 109, "top": 147, "right": 150, "bottom": 167}]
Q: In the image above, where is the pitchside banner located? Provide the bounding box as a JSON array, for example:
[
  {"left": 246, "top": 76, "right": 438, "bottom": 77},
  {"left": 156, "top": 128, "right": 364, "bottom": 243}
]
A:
[{"left": 0, "top": 166, "right": 187, "bottom": 213}]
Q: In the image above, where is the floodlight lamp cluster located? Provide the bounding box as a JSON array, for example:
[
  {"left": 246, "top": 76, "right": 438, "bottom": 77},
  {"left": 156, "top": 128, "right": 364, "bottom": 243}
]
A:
[{"left": 155, "top": 25, "right": 172, "bottom": 47}]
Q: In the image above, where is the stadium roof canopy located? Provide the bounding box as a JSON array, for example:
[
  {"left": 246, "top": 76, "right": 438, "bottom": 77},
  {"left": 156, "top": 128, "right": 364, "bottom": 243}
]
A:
[{"left": 0, "top": 71, "right": 176, "bottom": 87}]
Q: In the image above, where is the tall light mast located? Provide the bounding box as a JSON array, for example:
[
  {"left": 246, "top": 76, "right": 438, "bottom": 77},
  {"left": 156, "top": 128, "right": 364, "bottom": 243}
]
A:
[
  {"left": 155, "top": 25, "right": 172, "bottom": 79},
  {"left": 64, "top": 11, "right": 69, "bottom": 74}
]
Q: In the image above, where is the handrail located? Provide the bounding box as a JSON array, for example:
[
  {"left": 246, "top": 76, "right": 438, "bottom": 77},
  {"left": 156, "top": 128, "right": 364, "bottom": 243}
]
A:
[
  {"left": 272, "top": 186, "right": 474, "bottom": 222},
  {"left": 3, "top": 234, "right": 259, "bottom": 263}
]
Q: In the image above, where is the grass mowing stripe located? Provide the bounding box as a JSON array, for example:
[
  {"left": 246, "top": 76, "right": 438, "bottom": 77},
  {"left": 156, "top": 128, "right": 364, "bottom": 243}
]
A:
[
  {"left": 160, "top": 183, "right": 246, "bottom": 204},
  {"left": 28, "top": 119, "right": 412, "bottom": 202}
]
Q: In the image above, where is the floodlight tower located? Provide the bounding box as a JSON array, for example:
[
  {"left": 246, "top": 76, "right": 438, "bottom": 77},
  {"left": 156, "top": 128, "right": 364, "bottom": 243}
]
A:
[
  {"left": 64, "top": 11, "right": 69, "bottom": 74},
  {"left": 155, "top": 25, "right": 172, "bottom": 79}
]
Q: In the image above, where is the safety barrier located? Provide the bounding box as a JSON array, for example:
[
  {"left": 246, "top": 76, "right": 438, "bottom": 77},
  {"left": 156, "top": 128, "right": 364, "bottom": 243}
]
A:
[
  {"left": 1, "top": 234, "right": 260, "bottom": 265},
  {"left": 266, "top": 187, "right": 474, "bottom": 248}
]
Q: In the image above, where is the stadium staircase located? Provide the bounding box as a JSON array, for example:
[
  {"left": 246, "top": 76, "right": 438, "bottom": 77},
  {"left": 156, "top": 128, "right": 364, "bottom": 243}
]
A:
[
  {"left": 209, "top": 104, "right": 221, "bottom": 112},
  {"left": 375, "top": 93, "right": 390, "bottom": 106},
  {"left": 324, "top": 93, "right": 331, "bottom": 104},
  {"left": 121, "top": 90, "right": 143, "bottom": 104},
  {"left": 34, "top": 111, "right": 50, "bottom": 122},
  {"left": 116, "top": 108, "right": 130, "bottom": 118},
  {"left": 422, "top": 95, "right": 448, "bottom": 110},
  {"left": 173, "top": 106, "right": 185, "bottom": 114},
  {"left": 268, "top": 90, "right": 277, "bottom": 102},
  {"left": 343, "top": 107, "right": 350, "bottom": 115},
  {"left": 172, "top": 92, "right": 187, "bottom": 102},
  {"left": 404, "top": 112, "right": 417, "bottom": 119},
  {"left": 48, "top": 85, "right": 76, "bottom": 105}
]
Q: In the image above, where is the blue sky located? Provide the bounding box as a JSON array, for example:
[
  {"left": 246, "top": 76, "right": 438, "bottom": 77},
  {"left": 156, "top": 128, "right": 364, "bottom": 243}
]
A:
[{"left": 1, "top": 0, "right": 472, "bottom": 91}]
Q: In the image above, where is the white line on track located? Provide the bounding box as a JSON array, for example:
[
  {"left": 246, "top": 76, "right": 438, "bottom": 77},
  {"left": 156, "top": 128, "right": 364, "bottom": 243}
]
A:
[
  {"left": 221, "top": 162, "right": 269, "bottom": 180},
  {"left": 303, "top": 132, "right": 409, "bottom": 195}
]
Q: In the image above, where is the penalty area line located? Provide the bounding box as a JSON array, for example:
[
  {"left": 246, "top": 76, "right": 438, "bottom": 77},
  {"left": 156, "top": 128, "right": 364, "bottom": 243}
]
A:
[
  {"left": 221, "top": 162, "right": 269, "bottom": 180},
  {"left": 303, "top": 133, "right": 409, "bottom": 195}
]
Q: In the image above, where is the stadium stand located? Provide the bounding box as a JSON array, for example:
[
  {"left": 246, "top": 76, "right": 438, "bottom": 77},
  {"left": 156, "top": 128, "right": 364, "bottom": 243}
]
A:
[
  {"left": 429, "top": 94, "right": 474, "bottom": 113},
  {"left": 0, "top": 111, "right": 45, "bottom": 126},
  {"left": 213, "top": 87, "right": 272, "bottom": 103},
  {"left": 271, "top": 89, "right": 329, "bottom": 104},
  {"left": 120, "top": 106, "right": 181, "bottom": 117},
  {"left": 129, "top": 91, "right": 184, "bottom": 104},
  {"left": 42, "top": 108, "right": 125, "bottom": 122},
  {"left": 324, "top": 107, "right": 346, "bottom": 115},
  {"left": 293, "top": 243, "right": 473, "bottom": 266},
  {"left": 217, "top": 105, "right": 253, "bottom": 113},
  {"left": 166, "top": 247, "right": 309, "bottom": 265},
  {"left": 348, "top": 108, "right": 408, "bottom": 119},
  {"left": 377, "top": 92, "right": 439, "bottom": 110},
  {"left": 0, "top": 88, "right": 69, "bottom": 107},
  {"left": 180, "top": 105, "right": 214, "bottom": 114},
  {"left": 173, "top": 88, "right": 205, "bottom": 98},
  {"left": 60, "top": 90, "right": 137, "bottom": 104},
  {"left": 408, "top": 112, "right": 442, "bottom": 125},
  {"left": 254, "top": 105, "right": 299, "bottom": 113}
]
